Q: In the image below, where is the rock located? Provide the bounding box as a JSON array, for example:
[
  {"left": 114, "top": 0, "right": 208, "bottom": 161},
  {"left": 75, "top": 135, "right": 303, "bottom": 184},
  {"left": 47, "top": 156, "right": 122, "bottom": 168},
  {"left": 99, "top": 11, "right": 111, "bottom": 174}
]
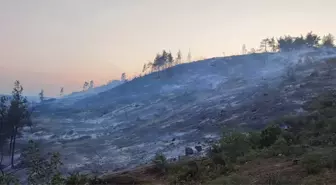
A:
[
  {"left": 67, "top": 130, "right": 75, "bottom": 135},
  {"left": 292, "top": 159, "right": 299, "bottom": 165},
  {"left": 171, "top": 138, "right": 176, "bottom": 142},
  {"left": 185, "top": 147, "right": 194, "bottom": 156},
  {"left": 78, "top": 135, "right": 91, "bottom": 140},
  {"left": 195, "top": 145, "right": 202, "bottom": 152}
]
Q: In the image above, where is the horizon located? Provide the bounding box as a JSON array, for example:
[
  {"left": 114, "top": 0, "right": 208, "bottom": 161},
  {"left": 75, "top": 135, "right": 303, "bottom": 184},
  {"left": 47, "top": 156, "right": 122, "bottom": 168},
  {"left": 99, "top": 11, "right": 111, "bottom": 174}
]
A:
[{"left": 1, "top": 0, "right": 336, "bottom": 97}]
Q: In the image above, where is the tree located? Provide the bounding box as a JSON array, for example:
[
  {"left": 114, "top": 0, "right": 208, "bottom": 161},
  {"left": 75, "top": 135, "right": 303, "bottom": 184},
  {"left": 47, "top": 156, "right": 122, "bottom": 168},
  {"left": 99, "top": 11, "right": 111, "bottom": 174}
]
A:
[
  {"left": 249, "top": 48, "right": 256, "bottom": 54},
  {"left": 292, "top": 35, "right": 306, "bottom": 49},
  {"left": 277, "top": 35, "right": 294, "bottom": 52},
  {"left": 0, "top": 96, "right": 8, "bottom": 170},
  {"left": 121, "top": 73, "right": 127, "bottom": 81},
  {"left": 89, "top": 80, "right": 94, "bottom": 89},
  {"left": 142, "top": 63, "right": 147, "bottom": 73},
  {"left": 38, "top": 89, "right": 44, "bottom": 102},
  {"left": 60, "top": 87, "right": 64, "bottom": 97},
  {"left": 167, "top": 51, "right": 174, "bottom": 67},
  {"left": 176, "top": 50, "right": 182, "bottom": 64},
  {"left": 260, "top": 38, "right": 269, "bottom": 52},
  {"left": 187, "top": 49, "right": 192, "bottom": 62},
  {"left": 267, "top": 37, "right": 277, "bottom": 52},
  {"left": 321, "top": 33, "right": 335, "bottom": 47},
  {"left": 305, "top": 31, "right": 320, "bottom": 48},
  {"left": 241, "top": 44, "right": 247, "bottom": 54},
  {"left": 7, "top": 81, "right": 31, "bottom": 167},
  {"left": 83, "top": 81, "right": 89, "bottom": 91}
]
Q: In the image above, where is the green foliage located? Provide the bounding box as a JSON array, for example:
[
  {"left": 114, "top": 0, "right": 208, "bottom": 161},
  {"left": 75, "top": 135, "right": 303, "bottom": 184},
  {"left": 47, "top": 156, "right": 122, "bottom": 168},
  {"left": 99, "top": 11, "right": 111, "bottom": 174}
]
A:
[
  {"left": 152, "top": 153, "right": 168, "bottom": 174},
  {"left": 65, "top": 173, "right": 89, "bottom": 185},
  {"left": 207, "top": 174, "right": 250, "bottom": 185},
  {"left": 219, "top": 132, "right": 251, "bottom": 162},
  {"left": 269, "top": 136, "right": 290, "bottom": 156},
  {"left": 321, "top": 33, "right": 335, "bottom": 47},
  {"left": 0, "top": 173, "right": 20, "bottom": 185},
  {"left": 248, "top": 131, "right": 261, "bottom": 149},
  {"left": 301, "top": 176, "right": 326, "bottom": 185},
  {"left": 300, "top": 152, "right": 324, "bottom": 174},
  {"left": 263, "top": 171, "right": 292, "bottom": 185},
  {"left": 22, "top": 140, "right": 64, "bottom": 185},
  {"left": 260, "top": 125, "right": 282, "bottom": 148}
]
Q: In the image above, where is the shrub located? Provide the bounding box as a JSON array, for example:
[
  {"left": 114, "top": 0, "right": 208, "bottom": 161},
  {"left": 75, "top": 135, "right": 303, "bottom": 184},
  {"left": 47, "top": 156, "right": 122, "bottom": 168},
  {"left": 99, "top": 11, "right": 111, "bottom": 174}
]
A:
[
  {"left": 22, "top": 140, "right": 64, "bottom": 185},
  {"left": 248, "top": 131, "right": 261, "bottom": 149},
  {"left": 65, "top": 173, "right": 89, "bottom": 185},
  {"left": 0, "top": 173, "right": 19, "bottom": 185},
  {"left": 269, "top": 137, "right": 290, "bottom": 156},
  {"left": 263, "top": 171, "right": 294, "bottom": 185},
  {"left": 301, "top": 176, "right": 326, "bottom": 185},
  {"left": 209, "top": 174, "right": 250, "bottom": 185},
  {"left": 300, "top": 153, "right": 324, "bottom": 174},
  {"left": 152, "top": 153, "right": 168, "bottom": 174},
  {"left": 260, "top": 125, "right": 282, "bottom": 148},
  {"left": 218, "top": 132, "right": 251, "bottom": 162}
]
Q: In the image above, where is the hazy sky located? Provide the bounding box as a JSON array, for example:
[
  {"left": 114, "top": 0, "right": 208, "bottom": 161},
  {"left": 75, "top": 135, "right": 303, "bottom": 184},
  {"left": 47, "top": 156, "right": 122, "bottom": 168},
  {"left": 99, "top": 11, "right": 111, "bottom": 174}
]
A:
[{"left": 1, "top": 0, "right": 335, "bottom": 96}]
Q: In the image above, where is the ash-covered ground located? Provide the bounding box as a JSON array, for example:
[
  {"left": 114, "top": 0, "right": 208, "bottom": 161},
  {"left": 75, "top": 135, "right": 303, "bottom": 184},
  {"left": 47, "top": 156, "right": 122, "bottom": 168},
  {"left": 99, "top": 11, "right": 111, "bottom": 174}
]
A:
[{"left": 14, "top": 48, "right": 336, "bottom": 175}]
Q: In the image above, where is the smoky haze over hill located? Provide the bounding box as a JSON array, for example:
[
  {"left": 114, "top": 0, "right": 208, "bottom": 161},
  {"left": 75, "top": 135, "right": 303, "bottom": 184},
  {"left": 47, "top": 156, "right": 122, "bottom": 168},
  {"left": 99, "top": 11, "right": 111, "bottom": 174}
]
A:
[{"left": 26, "top": 47, "right": 336, "bottom": 173}]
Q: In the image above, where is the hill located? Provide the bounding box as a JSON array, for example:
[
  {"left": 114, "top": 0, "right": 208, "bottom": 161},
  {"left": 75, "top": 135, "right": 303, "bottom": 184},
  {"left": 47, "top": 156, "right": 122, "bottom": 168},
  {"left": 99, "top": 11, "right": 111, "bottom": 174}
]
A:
[{"left": 27, "top": 47, "right": 336, "bottom": 174}]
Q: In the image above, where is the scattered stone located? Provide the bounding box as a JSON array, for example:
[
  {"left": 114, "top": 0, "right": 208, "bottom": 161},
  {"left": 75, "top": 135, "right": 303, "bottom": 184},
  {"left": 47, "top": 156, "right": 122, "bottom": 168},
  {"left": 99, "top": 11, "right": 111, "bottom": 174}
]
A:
[
  {"left": 67, "top": 130, "right": 75, "bottom": 135},
  {"left": 195, "top": 145, "right": 202, "bottom": 152},
  {"left": 292, "top": 159, "right": 299, "bottom": 165},
  {"left": 185, "top": 147, "right": 194, "bottom": 156}
]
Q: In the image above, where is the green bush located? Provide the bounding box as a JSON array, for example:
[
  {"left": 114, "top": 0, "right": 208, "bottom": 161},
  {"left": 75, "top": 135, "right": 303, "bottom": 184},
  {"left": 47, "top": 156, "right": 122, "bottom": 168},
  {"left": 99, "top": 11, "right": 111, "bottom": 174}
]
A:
[
  {"left": 208, "top": 173, "right": 250, "bottom": 185},
  {"left": 218, "top": 132, "right": 251, "bottom": 162},
  {"left": 263, "top": 171, "right": 295, "bottom": 185},
  {"left": 248, "top": 131, "right": 261, "bottom": 149},
  {"left": 301, "top": 176, "right": 326, "bottom": 185},
  {"left": 65, "top": 173, "right": 89, "bottom": 185},
  {"left": 269, "top": 137, "right": 290, "bottom": 156},
  {"left": 300, "top": 153, "right": 325, "bottom": 174},
  {"left": 260, "top": 124, "right": 282, "bottom": 148},
  {"left": 0, "top": 173, "right": 20, "bottom": 185},
  {"left": 22, "top": 140, "right": 63, "bottom": 185},
  {"left": 152, "top": 153, "right": 168, "bottom": 174}
]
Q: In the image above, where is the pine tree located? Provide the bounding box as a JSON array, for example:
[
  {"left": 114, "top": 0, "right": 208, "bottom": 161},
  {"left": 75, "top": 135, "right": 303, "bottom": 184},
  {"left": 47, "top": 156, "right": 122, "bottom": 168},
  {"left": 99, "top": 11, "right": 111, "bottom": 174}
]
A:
[
  {"left": 60, "top": 87, "right": 64, "bottom": 97},
  {"left": 305, "top": 31, "right": 320, "bottom": 48},
  {"left": 267, "top": 37, "right": 277, "bottom": 52},
  {"left": 187, "top": 49, "right": 192, "bottom": 62},
  {"left": 89, "top": 80, "right": 94, "bottom": 89},
  {"left": 38, "top": 89, "right": 44, "bottom": 102},
  {"left": 83, "top": 81, "right": 89, "bottom": 91},
  {"left": 176, "top": 50, "right": 182, "bottom": 64},
  {"left": 8, "top": 81, "right": 30, "bottom": 167},
  {"left": 241, "top": 44, "right": 247, "bottom": 54},
  {"left": 260, "top": 38, "right": 269, "bottom": 52},
  {"left": 321, "top": 33, "right": 335, "bottom": 47},
  {"left": 121, "top": 73, "right": 127, "bottom": 81}
]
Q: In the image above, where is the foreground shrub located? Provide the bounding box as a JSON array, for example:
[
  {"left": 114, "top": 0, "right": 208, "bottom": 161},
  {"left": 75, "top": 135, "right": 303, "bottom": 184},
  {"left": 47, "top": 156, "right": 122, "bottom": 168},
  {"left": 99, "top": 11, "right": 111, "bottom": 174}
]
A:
[
  {"left": 301, "top": 175, "right": 326, "bottom": 185},
  {"left": 0, "top": 173, "right": 19, "bottom": 185},
  {"left": 22, "top": 140, "right": 63, "bottom": 185},
  {"left": 152, "top": 153, "right": 168, "bottom": 174},
  {"left": 208, "top": 173, "right": 250, "bottom": 185},
  {"left": 300, "top": 152, "right": 325, "bottom": 174},
  {"left": 262, "top": 171, "right": 296, "bottom": 185},
  {"left": 260, "top": 124, "right": 282, "bottom": 148},
  {"left": 65, "top": 173, "right": 90, "bottom": 185}
]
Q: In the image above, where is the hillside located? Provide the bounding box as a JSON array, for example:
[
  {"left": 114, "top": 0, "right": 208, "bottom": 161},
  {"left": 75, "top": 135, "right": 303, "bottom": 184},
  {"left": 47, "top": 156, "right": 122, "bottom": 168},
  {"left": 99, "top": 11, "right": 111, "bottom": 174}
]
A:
[{"left": 27, "top": 47, "right": 336, "bottom": 174}]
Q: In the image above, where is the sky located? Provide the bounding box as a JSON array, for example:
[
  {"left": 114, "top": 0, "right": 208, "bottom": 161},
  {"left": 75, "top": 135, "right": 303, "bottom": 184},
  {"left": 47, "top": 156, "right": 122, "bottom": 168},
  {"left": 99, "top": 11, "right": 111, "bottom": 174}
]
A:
[{"left": 0, "top": 0, "right": 336, "bottom": 97}]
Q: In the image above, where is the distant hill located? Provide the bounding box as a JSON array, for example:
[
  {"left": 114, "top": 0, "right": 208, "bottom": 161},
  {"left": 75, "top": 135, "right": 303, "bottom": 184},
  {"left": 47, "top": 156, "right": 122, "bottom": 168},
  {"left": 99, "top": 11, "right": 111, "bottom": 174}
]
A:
[{"left": 32, "top": 47, "right": 336, "bottom": 174}]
